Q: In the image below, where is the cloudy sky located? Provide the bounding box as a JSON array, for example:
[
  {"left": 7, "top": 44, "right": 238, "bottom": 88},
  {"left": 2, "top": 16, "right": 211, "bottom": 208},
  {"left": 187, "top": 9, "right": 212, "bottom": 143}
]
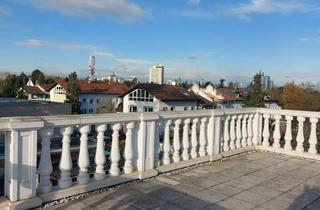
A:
[{"left": 0, "top": 0, "right": 320, "bottom": 84}]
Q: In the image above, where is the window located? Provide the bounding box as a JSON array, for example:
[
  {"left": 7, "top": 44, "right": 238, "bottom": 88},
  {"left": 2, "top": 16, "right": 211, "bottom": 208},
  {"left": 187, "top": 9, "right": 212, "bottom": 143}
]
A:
[
  {"left": 53, "top": 85, "right": 66, "bottom": 95},
  {"left": 128, "top": 89, "right": 153, "bottom": 102},
  {"left": 191, "top": 106, "right": 195, "bottom": 110},
  {"left": 81, "top": 109, "right": 87, "bottom": 114},
  {"left": 163, "top": 107, "right": 168, "bottom": 111},
  {"left": 82, "top": 98, "right": 86, "bottom": 103},
  {"left": 89, "top": 109, "right": 94, "bottom": 114},
  {"left": 184, "top": 107, "right": 188, "bottom": 111},
  {"left": 129, "top": 105, "right": 137, "bottom": 112},
  {"left": 171, "top": 107, "right": 175, "bottom": 111},
  {"left": 90, "top": 99, "right": 94, "bottom": 104},
  {"left": 144, "top": 106, "right": 153, "bottom": 112},
  {"left": 96, "top": 99, "right": 100, "bottom": 104}
]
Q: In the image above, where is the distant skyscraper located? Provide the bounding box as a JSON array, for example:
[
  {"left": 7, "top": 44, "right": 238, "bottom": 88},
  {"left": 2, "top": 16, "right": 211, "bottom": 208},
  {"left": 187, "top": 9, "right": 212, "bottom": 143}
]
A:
[
  {"left": 262, "top": 74, "right": 272, "bottom": 90},
  {"left": 88, "top": 56, "right": 95, "bottom": 83},
  {"left": 149, "top": 65, "right": 164, "bottom": 85}
]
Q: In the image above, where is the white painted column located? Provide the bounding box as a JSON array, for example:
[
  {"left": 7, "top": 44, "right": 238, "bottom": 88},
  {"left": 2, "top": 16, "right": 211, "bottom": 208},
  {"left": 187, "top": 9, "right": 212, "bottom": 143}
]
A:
[
  {"left": 59, "top": 126, "right": 73, "bottom": 189},
  {"left": 94, "top": 124, "right": 107, "bottom": 180},
  {"left": 173, "top": 119, "right": 181, "bottom": 162},
  {"left": 191, "top": 118, "right": 199, "bottom": 158},
  {"left": 247, "top": 114, "right": 254, "bottom": 146},
  {"left": 124, "top": 122, "right": 135, "bottom": 174},
  {"left": 110, "top": 123, "right": 121, "bottom": 176},
  {"left": 163, "top": 120, "right": 172, "bottom": 165},
  {"left": 199, "top": 117, "right": 207, "bottom": 157},
  {"left": 284, "top": 115, "right": 293, "bottom": 151},
  {"left": 273, "top": 115, "right": 282, "bottom": 149},
  {"left": 182, "top": 118, "right": 191, "bottom": 161},
  {"left": 229, "top": 116, "right": 236, "bottom": 150},
  {"left": 308, "top": 118, "right": 319, "bottom": 155},
  {"left": 262, "top": 114, "right": 270, "bottom": 147},
  {"left": 223, "top": 116, "right": 230, "bottom": 152},
  {"left": 296, "top": 116, "right": 305, "bottom": 153},
  {"left": 236, "top": 115, "right": 243, "bottom": 148},
  {"left": 77, "top": 125, "right": 91, "bottom": 185},
  {"left": 38, "top": 127, "right": 54, "bottom": 193},
  {"left": 241, "top": 114, "right": 248, "bottom": 147}
]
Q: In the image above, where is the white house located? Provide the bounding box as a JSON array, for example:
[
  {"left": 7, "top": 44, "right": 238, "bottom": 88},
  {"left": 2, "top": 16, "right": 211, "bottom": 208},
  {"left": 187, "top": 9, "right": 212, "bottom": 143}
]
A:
[{"left": 120, "top": 84, "right": 206, "bottom": 113}]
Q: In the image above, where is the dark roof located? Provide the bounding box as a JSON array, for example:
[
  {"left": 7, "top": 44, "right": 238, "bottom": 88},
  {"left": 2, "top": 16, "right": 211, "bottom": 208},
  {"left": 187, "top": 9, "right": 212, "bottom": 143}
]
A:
[
  {"left": 23, "top": 85, "right": 48, "bottom": 95},
  {"left": 120, "top": 84, "right": 202, "bottom": 101}
]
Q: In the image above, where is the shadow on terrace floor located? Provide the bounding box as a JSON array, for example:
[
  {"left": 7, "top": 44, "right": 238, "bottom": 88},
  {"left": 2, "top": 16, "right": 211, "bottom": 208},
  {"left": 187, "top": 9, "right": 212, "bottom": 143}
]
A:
[{"left": 43, "top": 152, "right": 320, "bottom": 210}]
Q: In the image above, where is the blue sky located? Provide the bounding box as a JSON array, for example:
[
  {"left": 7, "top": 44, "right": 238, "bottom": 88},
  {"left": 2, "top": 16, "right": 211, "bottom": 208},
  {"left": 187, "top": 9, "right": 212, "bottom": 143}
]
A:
[{"left": 0, "top": 0, "right": 320, "bottom": 85}]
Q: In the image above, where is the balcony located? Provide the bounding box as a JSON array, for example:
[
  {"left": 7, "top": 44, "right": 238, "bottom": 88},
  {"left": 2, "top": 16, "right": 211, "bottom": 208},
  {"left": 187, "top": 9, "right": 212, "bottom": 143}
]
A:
[{"left": 0, "top": 108, "right": 320, "bottom": 209}]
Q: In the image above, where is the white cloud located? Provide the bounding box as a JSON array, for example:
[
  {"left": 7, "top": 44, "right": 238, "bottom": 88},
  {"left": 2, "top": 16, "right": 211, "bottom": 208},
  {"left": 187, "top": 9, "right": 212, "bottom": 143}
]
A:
[
  {"left": 176, "top": 0, "right": 317, "bottom": 20},
  {"left": 93, "top": 51, "right": 154, "bottom": 66},
  {"left": 0, "top": 6, "right": 9, "bottom": 17},
  {"left": 188, "top": 0, "right": 201, "bottom": 5},
  {"left": 21, "top": 0, "right": 149, "bottom": 22},
  {"left": 15, "top": 39, "right": 97, "bottom": 50}
]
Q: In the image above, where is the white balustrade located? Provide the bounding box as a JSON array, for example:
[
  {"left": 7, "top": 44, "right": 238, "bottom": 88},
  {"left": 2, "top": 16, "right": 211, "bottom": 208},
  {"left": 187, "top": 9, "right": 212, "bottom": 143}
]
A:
[
  {"left": 163, "top": 120, "right": 172, "bottom": 165},
  {"left": 110, "top": 123, "right": 121, "bottom": 176},
  {"left": 308, "top": 118, "right": 319, "bottom": 155},
  {"left": 241, "top": 115, "right": 248, "bottom": 147},
  {"left": 191, "top": 118, "right": 199, "bottom": 159},
  {"left": 229, "top": 116, "right": 236, "bottom": 150},
  {"left": 199, "top": 117, "right": 207, "bottom": 157},
  {"left": 124, "top": 122, "right": 135, "bottom": 174},
  {"left": 59, "top": 126, "right": 73, "bottom": 188},
  {"left": 173, "top": 119, "right": 181, "bottom": 162},
  {"left": 236, "top": 115, "right": 243, "bottom": 148},
  {"left": 284, "top": 115, "right": 293, "bottom": 151},
  {"left": 262, "top": 114, "right": 270, "bottom": 147},
  {"left": 296, "top": 116, "right": 305, "bottom": 153},
  {"left": 223, "top": 116, "right": 230, "bottom": 152},
  {"left": 94, "top": 124, "right": 107, "bottom": 180},
  {"left": 38, "top": 128, "right": 53, "bottom": 193},
  {"left": 182, "top": 118, "right": 191, "bottom": 160},
  {"left": 273, "top": 115, "right": 282, "bottom": 149},
  {"left": 247, "top": 114, "right": 254, "bottom": 146},
  {"left": 77, "top": 125, "right": 91, "bottom": 185}
]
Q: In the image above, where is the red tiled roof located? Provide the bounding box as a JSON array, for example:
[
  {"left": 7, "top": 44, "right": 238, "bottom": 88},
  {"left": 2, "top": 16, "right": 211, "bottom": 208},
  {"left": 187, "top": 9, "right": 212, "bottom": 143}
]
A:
[
  {"left": 38, "top": 83, "right": 57, "bottom": 92},
  {"left": 23, "top": 85, "right": 48, "bottom": 95}
]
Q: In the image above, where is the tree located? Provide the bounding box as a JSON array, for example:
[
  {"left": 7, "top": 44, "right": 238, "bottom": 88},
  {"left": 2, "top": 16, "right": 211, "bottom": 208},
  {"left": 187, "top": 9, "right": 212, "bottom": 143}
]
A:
[
  {"left": 0, "top": 74, "right": 19, "bottom": 97},
  {"left": 218, "top": 79, "right": 225, "bottom": 88},
  {"left": 246, "top": 73, "right": 265, "bottom": 107},
  {"left": 282, "top": 83, "right": 304, "bottom": 110},
  {"left": 66, "top": 72, "right": 80, "bottom": 114},
  {"left": 31, "top": 69, "right": 46, "bottom": 84}
]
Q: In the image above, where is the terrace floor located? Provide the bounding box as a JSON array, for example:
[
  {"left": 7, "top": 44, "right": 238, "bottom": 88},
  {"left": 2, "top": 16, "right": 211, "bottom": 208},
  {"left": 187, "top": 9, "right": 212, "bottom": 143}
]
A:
[{"left": 45, "top": 152, "right": 320, "bottom": 210}]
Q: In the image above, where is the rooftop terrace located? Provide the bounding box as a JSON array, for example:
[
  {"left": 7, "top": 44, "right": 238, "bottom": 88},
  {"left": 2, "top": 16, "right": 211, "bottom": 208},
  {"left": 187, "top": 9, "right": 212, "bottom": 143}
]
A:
[
  {"left": 47, "top": 152, "right": 320, "bottom": 210},
  {"left": 1, "top": 108, "right": 320, "bottom": 209}
]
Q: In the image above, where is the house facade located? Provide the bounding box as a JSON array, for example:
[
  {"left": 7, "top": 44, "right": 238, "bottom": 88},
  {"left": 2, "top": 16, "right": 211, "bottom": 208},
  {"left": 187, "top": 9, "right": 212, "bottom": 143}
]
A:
[{"left": 120, "top": 84, "right": 202, "bottom": 113}]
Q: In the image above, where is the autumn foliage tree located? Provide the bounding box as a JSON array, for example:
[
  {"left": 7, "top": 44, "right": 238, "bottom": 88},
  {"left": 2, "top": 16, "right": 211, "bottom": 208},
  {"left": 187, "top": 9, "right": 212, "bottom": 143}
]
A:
[{"left": 281, "top": 83, "right": 304, "bottom": 110}]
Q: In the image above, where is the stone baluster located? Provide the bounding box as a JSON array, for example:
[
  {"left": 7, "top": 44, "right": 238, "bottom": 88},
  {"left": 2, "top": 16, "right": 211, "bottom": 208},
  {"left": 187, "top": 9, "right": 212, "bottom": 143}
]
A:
[
  {"left": 77, "top": 125, "right": 91, "bottom": 185},
  {"left": 284, "top": 115, "right": 293, "bottom": 151},
  {"left": 229, "top": 116, "right": 236, "bottom": 150},
  {"left": 262, "top": 114, "right": 270, "bottom": 147},
  {"left": 241, "top": 115, "right": 248, "bottom": 147},
  {"left": 173, "top": 119, "right": 182, "bottom": 162},
  {"left": 94, "top": 124, "right": 107, "bottom": 180},
  {"left": 247, "top": 114, "right": 254, "bottom": 146},
  {"left": 296, "top": 117, "right": 305, "bottom": 153},
  {"left": 59, "top": 126, "right": 73, "bottom": 188},
  {"left": 110, "top": 123, "right": 121, "bottom": 176},
  {"left": 191, "top": 118, "right": 199, "bottom": 158},
  {"left": 163, "top": 120, "right": 172, "bottom": 165},
  {"left": 199, "top": 118, "right": 207, "bottom": 157},
  {"left": 273, "top": 115, "right": 282, "bottom": 149},
  {"left": 308, "top": 118, "right": 319, "bottom": 155},
  {"left": 38, "top": 128, "right": 53, "bottom": 193},
  {"left": 182, "top": 118, "right": 191, "bottom": 160},
  {"left": 124, "top": 122, "right": 135, "bottom": 174},
  {"left": 236, "top": 115, "right": 243, "bottom": 148},
  {"left": 223, "top": 116, "right": 230, "bottom": 152}
]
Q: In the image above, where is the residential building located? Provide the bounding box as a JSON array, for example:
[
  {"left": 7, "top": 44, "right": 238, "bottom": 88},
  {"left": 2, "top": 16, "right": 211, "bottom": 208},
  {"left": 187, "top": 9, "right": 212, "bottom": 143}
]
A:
[
  {"left": 149, "top": 65, "right": 164, "bottom": 85},
  {"left": 98, "top": 73, "right": 124, "bottom": 84},
  {"left": 23, "top": 81, "right": 129, "bottom": 114},
  {"left": 120, "top": 84, "right": 204, "bottom": 113}
]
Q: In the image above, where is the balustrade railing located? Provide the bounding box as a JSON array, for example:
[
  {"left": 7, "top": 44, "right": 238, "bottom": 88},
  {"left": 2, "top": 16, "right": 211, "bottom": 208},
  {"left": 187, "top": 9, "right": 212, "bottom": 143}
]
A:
[{"left": 1, "top": 107, "right": 319, "bottom": 209}]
